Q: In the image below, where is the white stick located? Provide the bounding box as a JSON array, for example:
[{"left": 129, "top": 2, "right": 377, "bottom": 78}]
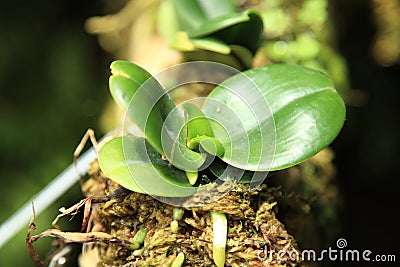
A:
[{"left": 0, "top": 146, "right": 97, "bottom": 249}]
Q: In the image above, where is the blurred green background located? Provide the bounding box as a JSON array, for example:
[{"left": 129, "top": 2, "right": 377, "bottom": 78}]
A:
[
  {"left": 0, "top": 0, "right": 110, "bottom": 266},
  {"left": 1, "top": 0, "right": 399, "bottom": 266}
]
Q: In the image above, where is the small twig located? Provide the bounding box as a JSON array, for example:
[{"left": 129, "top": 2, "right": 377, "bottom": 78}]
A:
[
  {"left": 26, "top": 202, "right": 47, "bottom": 266},
  {"left": 52, "top": 198, "right": 91, "bottom": 230}
]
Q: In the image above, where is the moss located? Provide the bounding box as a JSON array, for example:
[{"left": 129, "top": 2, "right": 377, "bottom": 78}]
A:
[{"left": 82, "top": 161, "right": 303, "bottom": 267}]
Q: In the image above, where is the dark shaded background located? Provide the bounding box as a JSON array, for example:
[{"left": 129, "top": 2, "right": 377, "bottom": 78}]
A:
[
  {"left": 0, "top": 0, "right": 399, "bottom": 266},
  {"left": 0, "top": 0, "right": 110, "bottom": 266},
  {"left": 331, "top": 0, "right": 400, "bottom": 265}
]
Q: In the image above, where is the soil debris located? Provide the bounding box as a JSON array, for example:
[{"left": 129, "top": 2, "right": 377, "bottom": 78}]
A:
[
  {"left": 81, "top": 161, "right": 303, "bottom": 267},
  {"left": 27, "top": 159, "right": 305, "bottom": 266}
]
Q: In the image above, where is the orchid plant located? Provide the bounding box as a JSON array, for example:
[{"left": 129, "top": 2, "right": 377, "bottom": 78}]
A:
[
  {"left": 97, "top": 59, "right": 345, "bottom": 266},
  {"left": 18, "top": 1, "right": 346, "bottom": 266},
  {"left": 96, "top": 1, "right": 345, "bottom": 266}
]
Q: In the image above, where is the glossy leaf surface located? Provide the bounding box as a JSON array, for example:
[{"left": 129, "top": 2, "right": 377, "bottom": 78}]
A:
[
  {"left": 202, "top": 64, "right": 346, "bottom": 171},
  {"left": 186, "top": 10, "right": 263, "bottom": 55},
  {"left": 206, "top": 10, "right": 264, "bottom": 54},
  {"left": 183, "top": 103, "right": 225, "bottom": 157},
  {"left": 183, "top": 103, "right": 214, "bottom": 143},
  {"left": 98, "top": 136, "right": 197, "bottom": 197},
  {"left": 173, "top": 0, "right": 235, "bottom": 31},
  {"left": 187, "top": 12, "right": 250, "bottom": 38},
  {"left": 172, "top": 0, "right": 263, "bottom": 55},
  {"left": 99, "top": 61, "right": 346, "bottom": 197},
  {"left": 109, "top": 60, "right": 177, "bottom": 155}
]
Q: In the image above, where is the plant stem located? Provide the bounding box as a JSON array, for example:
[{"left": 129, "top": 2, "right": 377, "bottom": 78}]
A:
[{"left": 210, "top": 211, "right": 227, "bottom": 267}]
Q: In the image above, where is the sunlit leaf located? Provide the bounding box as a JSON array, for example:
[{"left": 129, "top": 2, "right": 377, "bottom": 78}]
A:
[
  {"left": 183, "top": 103, "right": 224, "bottom": 157},
  {"left": 173, "top": 0, "right": 235, "bottom": 31},
  {"left": 187, "top": 12, "right": 250, "bottom": 37},
  {"left": 109, "top": 60, "right": 177, "bottom": 155},
  {"left": 110, "top": 61, "right": 206, "bottom": 174},
  {"left": 191, "top": 38, "right": 231, "bottom": 54},
  {"left": 157, "top": 0, "right": 180, "bottom": 44},
  {"left": 171, "top": 0, "right": 263, "bottom": 56},
  {"left": 100, "top": 61, "right": 345, "bottom": 196},
  {"left": 202, "top": 64, "right": 346, "bottom": 171},
  {"left": 188, "top": 10, "right": 264, "bottom": 54},
  {"left": 98, "top": 136, "right": 197, "bottom": 197},
  {"left": 183, "top": 103, "right": 214, "bottom": 142}
]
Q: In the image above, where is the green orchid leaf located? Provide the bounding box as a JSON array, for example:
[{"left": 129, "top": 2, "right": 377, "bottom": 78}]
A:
[
  {"left": 109, "top": 60, "right": 153, "bottom": 111},
  {"left": 171, "top": 34, "right": 232, "bottom": 55},
  {"left": 190, "top": 38, "right": 231, "bottom": 54},
  {"left": 159, "top": 105, "right": 206, "bottom": 172},
  {"left": 98, "top": 137, "right": 144, "bottom": 194},
  {"left": 186, "top": 10, "right": 264, "bottom": 55},
  {"left": 172, "top": 39, "right": 254, "bottom": 70},
  {"left": 195, "top": 0, "right": 235, "bottom": 20},
  {"left": 173, "top": 0, "right": 235, "bottom": 31},
  {"left": 198, "top": 137, "right": 225, "bottom": 157},
  {"left": 205, "top": 10, "right": 264, "bottom": 54},
  {"left": 208, "top": 158, "right": 269, "bottom": 184},
  {"left": 160, "top": 132, "right": 207, "bottom": 172},
  {"left": 183, "top": 102, "right": 214, "bottom": 141},
  {"left": 202, "top": 64, "right": 346, "bottom": 171},
  {"left": 101, "top": 61, "right": 345, "bottom": 196},
  {"left": 229, "top": 45, "right": 254, "bottom": 71},
  {"left": 170, "top": 32, "right": 197, "bottom": 52},
  {"left": 173, "top": 0, "right": 207, "bottom": 30},
  {"left": 182, "top": 103, "right": 224, "bottom": 157},
  {"left": 186, "top": 135, "right": 225, "bottom": 157},
  {"left": 110, "top": 61, "right": 207, "bottom": 174},
  {"left": 185, "top": 171, "right": 198, "bottom": 185},
  {"left": 157, "top": 0, "right": 180, "bottom": 44},
  {"left": 98, "top": 136, "right": 197, "bottom": 197},
  {"left": 109, "top": 60, "right": 178, "bottom": 155},
  {"left": 172, "top": 0, "right": 263, "bottom": 55},
  {"left": 187, "top": 12, "right": 250, "bottom": 38}
]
